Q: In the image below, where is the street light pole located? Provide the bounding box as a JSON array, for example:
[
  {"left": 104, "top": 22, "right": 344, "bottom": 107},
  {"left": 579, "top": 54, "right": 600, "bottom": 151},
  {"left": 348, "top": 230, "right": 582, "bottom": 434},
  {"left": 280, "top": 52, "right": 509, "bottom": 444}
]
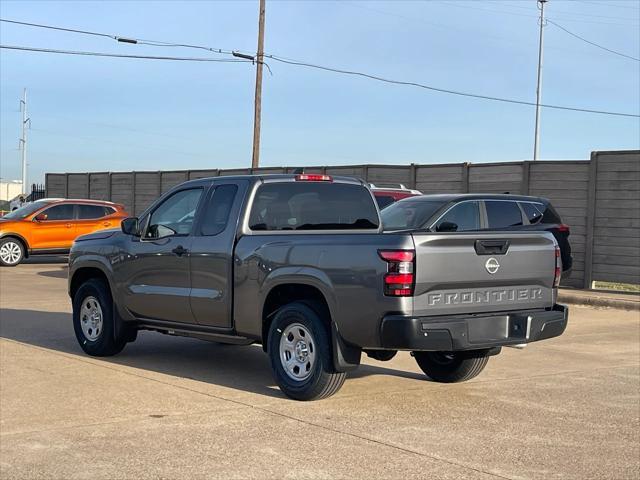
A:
[
  {"left": 251, "top": 0, "right": 266, "bottom": 169},
  {"left": 533, "top": 0, "right": 547, "bottom": 162},
  {"left": 19, "top": 88, "right": 29, "bottom": 194}
]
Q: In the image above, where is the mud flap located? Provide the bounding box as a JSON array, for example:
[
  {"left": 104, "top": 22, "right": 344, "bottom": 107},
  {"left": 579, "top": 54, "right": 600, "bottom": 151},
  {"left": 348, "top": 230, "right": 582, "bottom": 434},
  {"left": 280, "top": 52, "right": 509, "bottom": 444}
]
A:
[{"left": 331, "top": 322, "right": 361, "bottom": 372}]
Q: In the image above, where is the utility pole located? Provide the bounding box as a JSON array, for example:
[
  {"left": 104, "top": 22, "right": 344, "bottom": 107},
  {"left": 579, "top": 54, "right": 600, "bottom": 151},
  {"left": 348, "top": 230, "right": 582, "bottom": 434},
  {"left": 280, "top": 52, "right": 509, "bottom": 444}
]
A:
[
  {"left": 533, "top": 0, "right": 547, "bottom": 162},
  {"left": 19, "top": 88, "right": 29, "bottom": 195},
  {"left": 251, "top": 0, "right": 266, "bottom": 169}
]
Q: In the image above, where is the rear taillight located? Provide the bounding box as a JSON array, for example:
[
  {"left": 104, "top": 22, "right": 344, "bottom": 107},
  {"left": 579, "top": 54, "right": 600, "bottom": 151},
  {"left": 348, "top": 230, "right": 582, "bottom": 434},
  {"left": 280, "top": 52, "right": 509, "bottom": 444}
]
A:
[
  {"left": 556, "top": 224, "right": 570, "bottom": 233},
  {"left": 379, "top": 250, "right": 415, "bottom": 296},
  {"left": 553, "top": 245, "right": 561, "bottom": 288},
  {"left": 295, "top": 174, "right": 332, "bottom": 182}
]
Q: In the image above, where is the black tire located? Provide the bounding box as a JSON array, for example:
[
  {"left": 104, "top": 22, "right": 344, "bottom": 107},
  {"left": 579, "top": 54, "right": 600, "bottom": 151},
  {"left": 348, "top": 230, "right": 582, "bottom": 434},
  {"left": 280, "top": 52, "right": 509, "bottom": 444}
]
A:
[
  {"left": 73, "top": 278, "right": 127, "bottom": 357},
  {"left": 268, "top": 302, "right": 346, "bottom": 401},
  {"left": 365, "top": 350, "right": 398, "bottom": 362},
  {"left": 0, "top": 237, "right": 25, "bottom": 267},
  {"left": 413, "top": 351, "right": 490, "bottom": 383}
]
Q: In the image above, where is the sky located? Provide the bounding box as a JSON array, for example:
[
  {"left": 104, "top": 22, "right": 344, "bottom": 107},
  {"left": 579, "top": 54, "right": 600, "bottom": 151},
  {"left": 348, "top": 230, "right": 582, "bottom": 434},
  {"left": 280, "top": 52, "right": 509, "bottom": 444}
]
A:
[{"left": 0, "top": 0, "right": 639, "bottom": 184}]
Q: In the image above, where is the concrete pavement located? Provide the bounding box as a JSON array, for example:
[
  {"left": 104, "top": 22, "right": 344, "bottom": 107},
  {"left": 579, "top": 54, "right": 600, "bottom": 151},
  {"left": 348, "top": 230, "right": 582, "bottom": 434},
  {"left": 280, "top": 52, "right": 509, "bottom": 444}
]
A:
[{"left": 1, "top": 261, "right": 639, "bottom": 479}]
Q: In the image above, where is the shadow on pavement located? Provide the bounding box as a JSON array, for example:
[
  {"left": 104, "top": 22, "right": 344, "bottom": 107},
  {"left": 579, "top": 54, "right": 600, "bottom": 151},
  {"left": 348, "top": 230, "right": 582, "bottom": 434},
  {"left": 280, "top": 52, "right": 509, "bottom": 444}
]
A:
[
  {"left": 37, "top": 266, "right": 69, "bottom": 279},
  {"left": 0, "top": 308, "right": 424, "bottom": 399}
]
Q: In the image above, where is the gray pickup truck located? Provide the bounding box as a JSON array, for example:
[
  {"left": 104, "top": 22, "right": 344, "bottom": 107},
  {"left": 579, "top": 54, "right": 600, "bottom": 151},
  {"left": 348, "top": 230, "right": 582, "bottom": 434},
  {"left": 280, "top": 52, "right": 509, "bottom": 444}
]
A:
[{"left": 69, "top": 174, "right": 568, "bottom": 400}]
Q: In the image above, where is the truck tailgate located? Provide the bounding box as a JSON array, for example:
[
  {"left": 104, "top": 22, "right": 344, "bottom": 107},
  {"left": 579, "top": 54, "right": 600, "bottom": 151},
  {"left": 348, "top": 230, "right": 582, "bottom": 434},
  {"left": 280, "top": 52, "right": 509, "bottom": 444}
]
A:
[{"left": 411, "top": 232, "right": 556, "bottom": 317}]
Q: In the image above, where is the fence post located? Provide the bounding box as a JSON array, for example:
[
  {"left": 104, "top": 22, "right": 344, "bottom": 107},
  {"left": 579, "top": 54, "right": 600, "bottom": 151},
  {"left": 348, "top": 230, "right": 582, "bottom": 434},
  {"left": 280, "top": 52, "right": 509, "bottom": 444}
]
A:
[
  {"left": 410, "top": 163, "right": 417, "bottom": 189},
  {"left": 462, "top": 163, "right": 470, "bottom": 193},
  {"left": 132, "top": 172, "right": 137, "bottom": 216},
  {"left": 363, "top": 165, "right": 369, "bottom": 183},
  {"left": 521, "top": 161, "right": 531, "bottom": 195},
  {"left": 64, "top": 174, "right": 69, "bottom": 198},
  {"left": 107, "top": 173, "right": 112, "bottom": 202},
  {"left": 583, "top": 151, "right": 598, "bottom": 289},
  {"left": 86, "top": 173, "right": 90, "bottom": 198}
]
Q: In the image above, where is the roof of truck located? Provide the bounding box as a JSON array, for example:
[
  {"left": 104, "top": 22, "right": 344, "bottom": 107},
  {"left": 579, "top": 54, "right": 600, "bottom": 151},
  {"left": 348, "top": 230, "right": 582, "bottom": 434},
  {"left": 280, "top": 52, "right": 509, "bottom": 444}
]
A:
[{"left": 180, "top": 174, "right": 367, "bottom": 187}]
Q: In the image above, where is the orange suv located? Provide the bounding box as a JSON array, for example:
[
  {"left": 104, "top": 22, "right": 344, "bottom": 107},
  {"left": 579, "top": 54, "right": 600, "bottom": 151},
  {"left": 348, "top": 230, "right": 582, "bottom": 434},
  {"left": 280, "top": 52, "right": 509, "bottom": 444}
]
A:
[{"left": 0, "top": 199, "right": 128, "bottom": 266}]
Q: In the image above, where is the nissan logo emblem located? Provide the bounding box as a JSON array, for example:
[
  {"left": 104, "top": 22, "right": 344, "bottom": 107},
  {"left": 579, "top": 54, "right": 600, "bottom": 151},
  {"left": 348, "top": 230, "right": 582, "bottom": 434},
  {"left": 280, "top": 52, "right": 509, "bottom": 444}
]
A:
[{"left": 485, "top": 257, "right": 500, "bottom": 274}]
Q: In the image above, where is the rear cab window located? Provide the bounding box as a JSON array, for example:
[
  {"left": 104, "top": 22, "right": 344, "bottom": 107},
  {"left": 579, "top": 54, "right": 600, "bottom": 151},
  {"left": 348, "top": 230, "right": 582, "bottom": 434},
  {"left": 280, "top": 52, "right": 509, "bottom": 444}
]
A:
[{"left": 249, "top": 182, "right": 379, "bottom": 231}]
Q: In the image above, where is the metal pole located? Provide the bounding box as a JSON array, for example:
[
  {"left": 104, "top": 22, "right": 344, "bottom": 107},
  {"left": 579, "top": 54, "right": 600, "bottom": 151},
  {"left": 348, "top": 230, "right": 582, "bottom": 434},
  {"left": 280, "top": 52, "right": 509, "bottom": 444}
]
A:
[
  {"left": 251, "top": 0, "right": 266, "bottom": 169},
  {"left": 20, "top": 88, "right": 28, "bottom": 194},
  {"left": 533, "top": 0, "right": 547, "bottom": 162}
]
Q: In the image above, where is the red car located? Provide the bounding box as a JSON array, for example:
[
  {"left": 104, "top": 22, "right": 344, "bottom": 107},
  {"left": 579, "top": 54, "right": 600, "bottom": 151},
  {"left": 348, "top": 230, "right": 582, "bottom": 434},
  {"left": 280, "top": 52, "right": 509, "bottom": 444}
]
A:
[{"left": 370, "top": 184, "right": 422, "bottom": 209}]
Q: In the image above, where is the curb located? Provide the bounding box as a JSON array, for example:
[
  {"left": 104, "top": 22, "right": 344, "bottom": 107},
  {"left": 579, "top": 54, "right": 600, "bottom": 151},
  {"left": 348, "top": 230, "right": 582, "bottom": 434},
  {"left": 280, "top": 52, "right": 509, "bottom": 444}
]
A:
[{"left": 558, "top": 292, "right": 640, "bottom": 311}]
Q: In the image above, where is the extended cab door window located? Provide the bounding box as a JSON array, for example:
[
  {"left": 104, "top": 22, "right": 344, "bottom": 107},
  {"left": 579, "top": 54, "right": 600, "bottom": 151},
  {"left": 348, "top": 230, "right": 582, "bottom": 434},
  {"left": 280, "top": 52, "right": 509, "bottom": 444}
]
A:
[
  {"left": 433, "top": 201, "right": 480, "bottom": 232},
  {"left": 485, "top": 200, "right": 524, "bottom": 228},
  {"left": 145, "top": 188, "right": 203, "bottom": 239}
]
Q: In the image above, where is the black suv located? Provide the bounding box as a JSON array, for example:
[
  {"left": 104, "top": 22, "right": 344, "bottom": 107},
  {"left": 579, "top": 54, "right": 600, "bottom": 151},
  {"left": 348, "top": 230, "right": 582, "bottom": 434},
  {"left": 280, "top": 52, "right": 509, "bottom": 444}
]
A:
[{"left": 381, "top": 194, "right": 572, "bottom": 275}]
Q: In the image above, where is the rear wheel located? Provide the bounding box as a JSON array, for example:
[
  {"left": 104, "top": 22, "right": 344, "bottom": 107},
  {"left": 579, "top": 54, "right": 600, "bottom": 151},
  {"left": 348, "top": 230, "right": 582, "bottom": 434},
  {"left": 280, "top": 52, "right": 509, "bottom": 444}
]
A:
[
  {"left": 73, "top": 278, "right": 127, "bottom": 356},
  {"left": 268, "top": 302, "right": 346, "bottom": 401},
  {"left": 413, "top": 351, "right": 490, "bottom": 383},
  {"left": 0, "top": 238, "right": 25, "bottom": 266}
]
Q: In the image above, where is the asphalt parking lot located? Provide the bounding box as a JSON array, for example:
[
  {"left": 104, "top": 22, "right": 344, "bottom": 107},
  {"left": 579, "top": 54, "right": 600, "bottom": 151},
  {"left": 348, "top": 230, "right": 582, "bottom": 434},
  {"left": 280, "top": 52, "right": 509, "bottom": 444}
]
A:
[{"left": 1, "top": 260, "right": 639, "bottom": 479}]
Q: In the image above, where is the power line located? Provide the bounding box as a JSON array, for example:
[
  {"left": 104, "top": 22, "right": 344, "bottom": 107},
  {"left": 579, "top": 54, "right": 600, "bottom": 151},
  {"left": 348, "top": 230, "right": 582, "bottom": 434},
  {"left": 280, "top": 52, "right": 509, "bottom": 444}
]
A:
[
  {"left": 0, "top": 45, "right": 251, "bottom": 63},
  {"left": 2, "top": 19, "right": 638, "bottom": 118},
  {"left": 265, "top": 55, "right": 639, "bottom": 118},
  {"left": 0, "top": 18, "right": 241, "bottom": 56},
  {"left": 548, "top": 20, "right": 640, "bottom": 61},
  {"left": 433, "top": 1, "right": 639, "bottom": 27},
  {"left": 575, "top": 1, "right": 640, "bottom": 11}
]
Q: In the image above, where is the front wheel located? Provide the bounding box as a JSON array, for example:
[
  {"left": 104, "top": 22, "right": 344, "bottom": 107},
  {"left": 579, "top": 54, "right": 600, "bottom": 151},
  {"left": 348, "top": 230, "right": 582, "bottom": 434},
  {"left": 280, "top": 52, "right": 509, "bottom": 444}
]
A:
[
  {"left": 73, "top": 278, "right": 127, "bottom": 357},
  {"left": 268, "top": 302, "right": 346, "bottom": 401},
  {"left": 0, "top": 238, "right": 25, "bottom": 266},
  {"left": 413, "top": 351, "right": 490, "bottom": 383}
]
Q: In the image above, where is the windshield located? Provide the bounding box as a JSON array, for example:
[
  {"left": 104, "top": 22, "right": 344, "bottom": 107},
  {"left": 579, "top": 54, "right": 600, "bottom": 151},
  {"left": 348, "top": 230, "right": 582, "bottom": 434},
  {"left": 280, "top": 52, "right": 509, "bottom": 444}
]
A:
[
  {"left": 381, "top": 200, "right": 446, "bottom": 231},
  {"left": 3, "top": 201, "right": 51, "bottom": 220}
]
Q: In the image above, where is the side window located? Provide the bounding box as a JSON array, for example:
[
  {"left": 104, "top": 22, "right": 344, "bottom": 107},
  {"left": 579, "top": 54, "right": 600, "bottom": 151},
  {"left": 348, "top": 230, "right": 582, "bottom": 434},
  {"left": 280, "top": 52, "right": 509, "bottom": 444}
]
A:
[
  {"left": 434, "top": 202, "right": 480, "bottom": 232},
  {"left": 145, "top": 188, "right": 203, "bottom": 239},
  {"left": 77, "top": 205, "right": 108, "bottom": 220},
  {"left": 520, "top": 202, "right": 543, "bottom": 225},
  {"left": 486, "top": 201, "right": 523, "bottom": 228},
  {"left": 200, "top": 185, "right": 238, "bottom": 236},
  {"left": 42, "top": 204, "right": 74, "bottom": 221},
  {"left": 375, "top": 195, "right": 395, "bottom": 210}
]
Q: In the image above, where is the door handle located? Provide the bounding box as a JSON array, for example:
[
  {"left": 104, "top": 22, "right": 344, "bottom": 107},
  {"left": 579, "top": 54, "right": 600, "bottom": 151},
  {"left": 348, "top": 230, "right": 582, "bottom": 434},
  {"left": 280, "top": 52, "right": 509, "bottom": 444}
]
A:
[
  {"left": 65, "top": 223, "right": 73, "bottom": 228},
  {"left": 172, "top": 245, "right": 188, "bottom": 256},
  {"left": 103, "top": 221, "right": 111, "bottom": 227}
]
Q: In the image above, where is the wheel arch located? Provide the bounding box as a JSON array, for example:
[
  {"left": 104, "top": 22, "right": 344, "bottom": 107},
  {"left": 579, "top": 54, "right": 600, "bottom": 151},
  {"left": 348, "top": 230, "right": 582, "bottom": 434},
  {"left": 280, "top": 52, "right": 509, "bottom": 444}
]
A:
[
  {"left": 0, "top": 233, "right": 30, "bottom": 257},
  {"left": 69, "top": 266, "right": 112, "bottom": 300},
  {"left": 261, "top": 282, "right": 361, "bottom": 372}
]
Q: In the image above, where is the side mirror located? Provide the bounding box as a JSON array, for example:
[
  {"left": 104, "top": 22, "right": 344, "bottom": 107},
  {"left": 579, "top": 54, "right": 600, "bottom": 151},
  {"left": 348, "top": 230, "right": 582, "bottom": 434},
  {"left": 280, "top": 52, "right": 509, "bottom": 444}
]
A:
[
  {"left": 34, "top": 213, "right": 48, "bottom": 222},
  {"left": 436, "top": 221, "right": 458, "bottom": 232},
  {"left": 121, "top": 217, "right": 140, "bottom": 236}
]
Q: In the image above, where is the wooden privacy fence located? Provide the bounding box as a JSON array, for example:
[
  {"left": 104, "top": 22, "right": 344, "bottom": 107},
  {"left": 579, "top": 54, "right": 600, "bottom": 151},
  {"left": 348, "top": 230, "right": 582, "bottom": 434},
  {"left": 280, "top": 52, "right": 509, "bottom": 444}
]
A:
[{"left": 46, "top": 150, "right": 640, "bottom": 289}]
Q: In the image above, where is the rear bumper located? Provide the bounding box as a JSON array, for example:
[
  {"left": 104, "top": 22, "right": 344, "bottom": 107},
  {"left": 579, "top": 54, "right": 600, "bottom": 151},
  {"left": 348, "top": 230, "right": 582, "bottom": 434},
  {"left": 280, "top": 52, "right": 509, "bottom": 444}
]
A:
[{"left": 380, "top": 304, "right": 568, "bottom": 351}]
